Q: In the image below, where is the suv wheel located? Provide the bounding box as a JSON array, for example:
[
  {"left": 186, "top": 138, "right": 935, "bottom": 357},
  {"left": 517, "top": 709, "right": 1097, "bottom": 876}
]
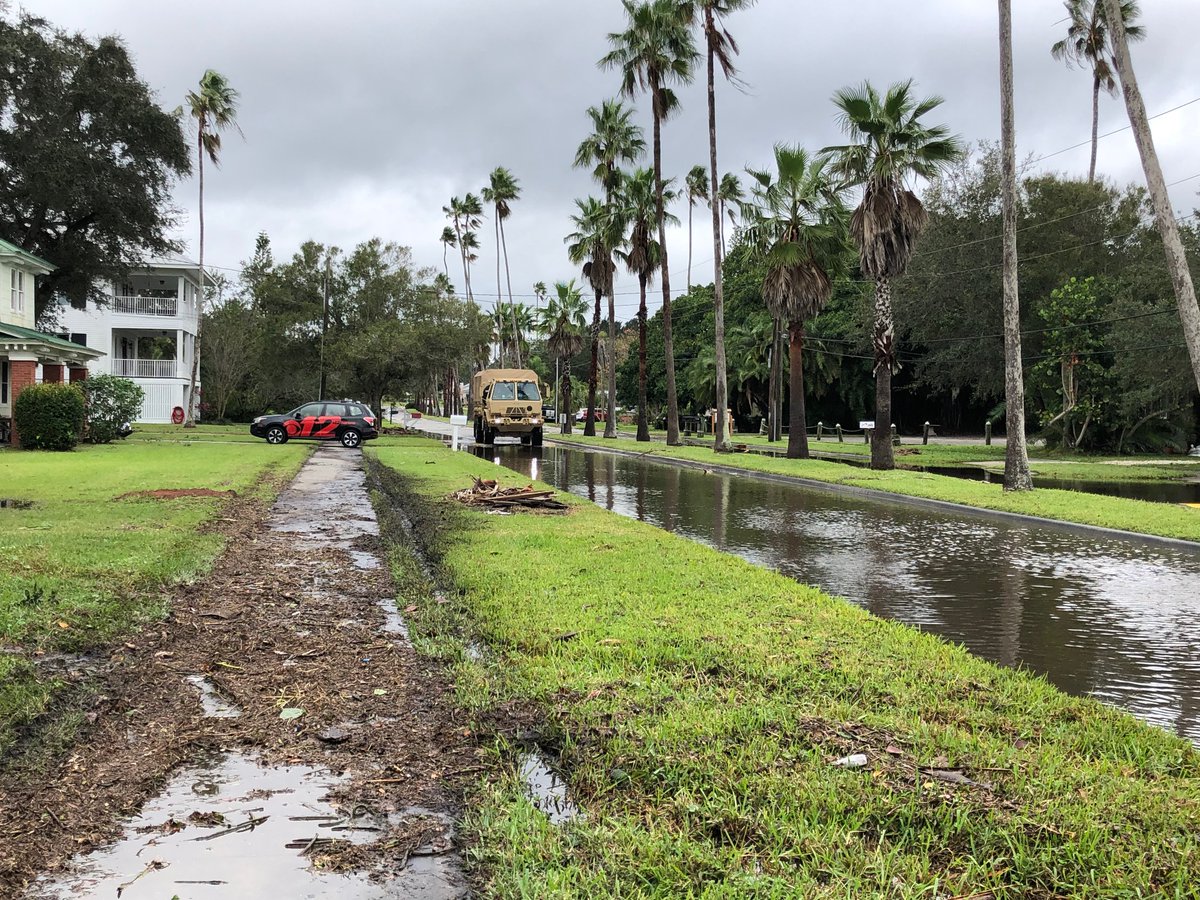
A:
[
  {"left": 265, "top": 425, "right": 288, "bottom": 445},
  {"left": 339, "top": 429, "right": 362, "bottom": 448}
]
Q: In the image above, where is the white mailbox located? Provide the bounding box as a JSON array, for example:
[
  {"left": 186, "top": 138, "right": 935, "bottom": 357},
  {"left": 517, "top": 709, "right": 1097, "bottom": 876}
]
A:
[
  {"left": 449, "top": 413, "right": 468, "bottom": 451},
  {"left": 449, "top": 414, "right": 468, "bottom": 426}
]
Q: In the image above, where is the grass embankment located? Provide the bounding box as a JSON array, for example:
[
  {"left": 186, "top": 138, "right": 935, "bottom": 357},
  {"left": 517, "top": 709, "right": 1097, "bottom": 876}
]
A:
[
  {"left": 368, "top": 439, "right": 1200, "bottom": 898},
  {"left": 551, "top": 434, "right": 1200, "bottom": 542},
  {"left": 0, "top": 441, "right": 308, "bottom": 754},
  {"left": 127, "top": 423, "right": 261, "bottom": 443}
]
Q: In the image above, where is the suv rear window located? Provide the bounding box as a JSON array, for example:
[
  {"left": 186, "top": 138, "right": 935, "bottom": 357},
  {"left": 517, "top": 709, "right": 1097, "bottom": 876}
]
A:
[{"left": 324, "top": 403, "right": 349, "bottom": 417}]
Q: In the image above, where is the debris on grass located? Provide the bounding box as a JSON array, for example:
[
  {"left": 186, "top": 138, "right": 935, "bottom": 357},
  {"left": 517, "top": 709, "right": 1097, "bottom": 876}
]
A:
[
  {"left": 450, "top": 476, "right": 568, "bottom": 511},
  {"left": 115, "top": 488, "right": 237, "bottom": 501}
]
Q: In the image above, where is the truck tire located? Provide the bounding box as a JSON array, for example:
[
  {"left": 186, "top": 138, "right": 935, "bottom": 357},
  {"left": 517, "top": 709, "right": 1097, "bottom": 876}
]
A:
[
  {"left": 531, "top": 427, "right": 543, "bottom": 447},
  {"left": 483, "top": 426, "right": 495, "bottom": 445},
  {"left": 473, "top": 418, "right": 482, "bottom": 443}
]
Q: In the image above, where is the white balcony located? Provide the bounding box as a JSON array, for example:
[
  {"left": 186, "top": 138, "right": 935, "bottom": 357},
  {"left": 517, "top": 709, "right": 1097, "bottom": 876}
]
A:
[
  {"left": 113, "top": 358, "right": 177, "bottom": 378},
  {"left": 112, "top": 295, "right": 178, "bottom": 317}
]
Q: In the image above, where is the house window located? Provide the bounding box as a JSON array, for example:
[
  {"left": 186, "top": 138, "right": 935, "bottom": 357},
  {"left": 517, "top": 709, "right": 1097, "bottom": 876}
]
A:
[
  {"left": 2, "top": 360, "right": 8, "bottom": 404},
  {"left": 10, "top": 269, "right": 25, "bottom": 313}
]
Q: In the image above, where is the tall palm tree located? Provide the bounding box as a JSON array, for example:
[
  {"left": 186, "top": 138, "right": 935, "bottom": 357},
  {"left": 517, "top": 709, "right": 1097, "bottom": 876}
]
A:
[
  {"left": 483, "top": 167, "right": 523, "bottom": 366},
  {"left": 715, "top": 172, "right": 744, "bottom": 254},
  {"left": 601, "top": 0, "right": 698, "bottom": 446},
  {"left": 183, "top": 69, "right": 240, "bottom": 427},
  {"left": 439, "top": 226, "right": 457, "bottom": 279},
  {"left": 1101, "top": 0, "right": 1200, "bottom": 396},
  {"left": 999, "top": 0, "right": 1034, "bottom": 491},
  {"left": 618, "top": 167, "right": 678, "bottom": 441},
  {"left": 575, "top": 99, "right": 646, "bottom": 438},
  {"left": 745, "top": 146, "right": 848, "bottom": 460},
  {"left": 1051, "top": 0, "right": 1144, "bottom": 183},
  {"left": 824, "top": 80, "right": 964, "bottom": 470},
  {"left": 443, "top": 195, "right": 483, "bottom": 304},
  {"left": 566, "top": 197, "right": 624, "bottom": 437},
  {"left": 684, "top": 0, "right": 755, "bottom": 452},
  {"left": 685, "top": 164, "right": 709, "bottom": 291},
  {"left": 540, "top": 280, "right": 588, "bottom": 435}
]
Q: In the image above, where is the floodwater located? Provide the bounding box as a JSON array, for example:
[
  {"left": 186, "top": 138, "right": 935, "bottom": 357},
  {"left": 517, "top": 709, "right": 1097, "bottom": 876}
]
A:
[
  {"left": 475, "top": 442, "right": 1200, "bottom": 743},
  {"left": 28, "top": 753, "right": 465, "bottom": 899}
]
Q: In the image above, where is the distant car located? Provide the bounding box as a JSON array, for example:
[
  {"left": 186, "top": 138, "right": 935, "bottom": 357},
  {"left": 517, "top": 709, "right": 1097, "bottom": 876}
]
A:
[
  {"left": 574, "top": 408, "right": 607, "bottom": 423},
  {"left": 250, "top": 400, "right": 378, "bottom": 448}
]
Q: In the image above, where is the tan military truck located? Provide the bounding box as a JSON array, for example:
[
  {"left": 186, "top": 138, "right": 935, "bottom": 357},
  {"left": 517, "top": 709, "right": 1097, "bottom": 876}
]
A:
[{"left": 470, "top": 368, "right": 544, "bottom": 446}]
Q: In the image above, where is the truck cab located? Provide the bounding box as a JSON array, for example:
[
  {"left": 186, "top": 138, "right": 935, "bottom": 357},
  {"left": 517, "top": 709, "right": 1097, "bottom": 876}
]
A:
[{"left": 470, "top": 368, "right": 544, "bottom": 446}]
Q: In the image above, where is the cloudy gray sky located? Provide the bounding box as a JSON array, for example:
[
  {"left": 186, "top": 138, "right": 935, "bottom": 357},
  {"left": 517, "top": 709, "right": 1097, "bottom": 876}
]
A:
[{"left": 30, "top": 0, "right": 1200, "bottom": 322}]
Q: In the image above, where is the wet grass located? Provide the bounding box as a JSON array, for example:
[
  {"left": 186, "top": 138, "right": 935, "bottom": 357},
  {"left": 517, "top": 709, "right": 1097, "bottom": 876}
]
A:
[
  {"left": 126, "top": 423, "right": 262, "bottom": 443},
  {"left": 552, "top": 435, "right": 1200, "bottom": 542},
  {"left": 369, "top": 438, "right": 1200, "bottom": 899}
]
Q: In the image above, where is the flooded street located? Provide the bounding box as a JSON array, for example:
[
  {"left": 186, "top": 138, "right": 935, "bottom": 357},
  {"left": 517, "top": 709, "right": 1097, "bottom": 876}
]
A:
[{"left": 476, "top": 441, "right": 1200, "bottom": 743}]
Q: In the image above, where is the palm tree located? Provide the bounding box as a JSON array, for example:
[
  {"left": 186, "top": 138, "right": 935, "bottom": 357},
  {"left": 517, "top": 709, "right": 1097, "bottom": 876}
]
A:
[
  {"left": 685, "top": 0, "right": 755, "bottom": 452},
  {"left": 601, "top": 0, "right": 698, "bottom": 446},
  {"left": 685, "top": 165, "right": 709, "bottom": 291},
  {"left": 439, "top": 226, "right": 457, "bottom": 279},
  {"left": 715, "top": 172, "right": 744, "bottom": 253},
  {"left": 824, "top": 80, "right": 964, "bottom": 470},
  {"left": 566, "top": 197, "right": 624, "bottom": 437},
  {"left": 443, "top": 194, "right": 483, "bottom": 304},
  {"left": 1051, "top": 0, "right": 1144, "bottom": 183},
  {"left": 745, "top": 146, "right": 848, "bottom": 459},
  {"left": 1101, "top": 0, "right": 1200, "bottom": 396},
  {"left": 999, "top": 0, "right": 1034, "bottom": 491},
  {"left": 575, "top": 98, "right": 646, "bottom": 438},
  {"left": 483, "top": 167, "right": 523, "bottom": 366},
  {"left": 183, "top": 69, "right": 239, "bottom": 427},
  {"left": 541, "top": 280, "right": 588, "bottom": 435},
  {"left": 618, "top": 167, "right": 679, "bottom": 441}
]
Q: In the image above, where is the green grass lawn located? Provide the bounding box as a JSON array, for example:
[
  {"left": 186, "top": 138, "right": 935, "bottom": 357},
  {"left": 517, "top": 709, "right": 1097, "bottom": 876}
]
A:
[
  {"left": 127, "top": 423, "right": 261, "bottom": 443},
  {"left": 368, "top": 439, "right": 1200, "bottom": 898},
  {"left": 0, "top": 440, "right": 308, "bottom": 754},
  {"left": 550, "top": 434, "right": 1200, "bottom": 542}
]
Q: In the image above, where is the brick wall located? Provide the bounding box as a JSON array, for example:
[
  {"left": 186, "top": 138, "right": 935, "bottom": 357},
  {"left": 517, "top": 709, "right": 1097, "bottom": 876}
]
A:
[{"left": 9, "top": 359, "right": 37, "bottom": 448}]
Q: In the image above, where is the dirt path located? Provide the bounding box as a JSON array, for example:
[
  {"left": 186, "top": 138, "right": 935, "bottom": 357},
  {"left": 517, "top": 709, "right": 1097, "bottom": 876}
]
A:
[{"left": 0, "top": 444, "right": 476, "bottom": 899}]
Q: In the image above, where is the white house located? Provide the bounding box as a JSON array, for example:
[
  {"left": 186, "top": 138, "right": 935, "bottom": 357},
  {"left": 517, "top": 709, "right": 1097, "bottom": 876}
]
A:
[
  {"left": 1, "top": 238, "right": 104, "bottom": 445},
  {"left": 57, "top": 256, "right": 205, "bottom": 424}
]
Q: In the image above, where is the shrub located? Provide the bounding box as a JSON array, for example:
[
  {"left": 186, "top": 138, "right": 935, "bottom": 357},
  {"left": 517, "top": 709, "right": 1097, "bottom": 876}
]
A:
[
  {"left": 13, "top": 383, "right": 85, "bottom": 450},
  {"left": 81, "top": 374, "right": 144, "bottom": 443}
]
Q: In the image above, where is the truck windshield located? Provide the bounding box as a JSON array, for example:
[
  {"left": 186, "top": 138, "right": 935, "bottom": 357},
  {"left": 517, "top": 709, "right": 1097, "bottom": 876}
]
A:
[
  {"left": 517, "top": 381, "right": 541, "bottom": 401},
  {"left": 490, "top": 382, "right": 515, "bottom": 401}
]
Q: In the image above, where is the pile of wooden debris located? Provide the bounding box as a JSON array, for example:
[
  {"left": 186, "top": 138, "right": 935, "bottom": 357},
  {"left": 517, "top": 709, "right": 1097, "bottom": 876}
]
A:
[{"left": 451, "top": 476, "right": 568, "bottom": 511}]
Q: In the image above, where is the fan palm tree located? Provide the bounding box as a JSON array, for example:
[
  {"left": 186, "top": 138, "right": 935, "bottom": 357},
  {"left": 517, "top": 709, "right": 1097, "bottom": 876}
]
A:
[
  {"left": 1051, "top": 0, "right": 1144, "bottom": 183},
  {"left": 540, "top": 280, "right": 588, "bottom": 435},
  {"left": 685, "top": 165, "right": 709, "bottom": 291},
  {"left": 601, "top": 0, "right": 698, "bottom": 445},
  {"left": 566, "top": 197, "right": 624, "bottom": 437},
  {"left": 183, "top": 69, "right": 240, "bottom": 427},
  {"left": 1101, "top": 0, "right": 1200, "bottom": 396},
  {"left": 999, "top": 0, "right": 1034, "bottom": 491},
  {"left": 744, "top": 146, "right": 848, "bottom": 459},
  {"left": 482, "top": 167, "right": 523, "bottom": 366},
  {"left": 824, "top": 79, "right": 964, "bottom": 470},
  {"left": 439, "top": 226, "right": 457, "bottom": 279},
  {"left": 618, "top": 167, "right": 679, "bottom": 441},
  {"left": 575, "top": 98, "right": 646, "bottom": 438}
]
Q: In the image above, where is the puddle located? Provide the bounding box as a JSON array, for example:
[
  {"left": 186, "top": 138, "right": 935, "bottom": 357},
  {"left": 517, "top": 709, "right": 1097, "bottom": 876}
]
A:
[
  {"left": 348, "top": 549, "right": 382, "bottom": 570},
  {"left": 516, "top": 751, "right": 578, "bottom": 825},
  {"left": 26, "top": 753, "right": 465, "bottom": 899},
  {"left": 378, "top": 598, "right": 409, "bottom": 637},
  {"left": 0, "top": 498, "right": 34, "bottom": 509},
  {"left": 186, "top": 675, "right": 242, "bottom": 719}
]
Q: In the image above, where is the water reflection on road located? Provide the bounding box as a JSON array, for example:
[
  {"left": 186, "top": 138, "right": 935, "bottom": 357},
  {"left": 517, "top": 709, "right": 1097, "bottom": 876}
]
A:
[{"left": 477, "top": 442, "right": 1200, "bottom": 743}]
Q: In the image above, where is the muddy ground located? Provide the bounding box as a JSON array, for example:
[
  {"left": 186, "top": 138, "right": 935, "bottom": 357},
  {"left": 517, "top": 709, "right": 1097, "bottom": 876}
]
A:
[{"left": 0, "top": 445, "right": 482, "bottom": 898}]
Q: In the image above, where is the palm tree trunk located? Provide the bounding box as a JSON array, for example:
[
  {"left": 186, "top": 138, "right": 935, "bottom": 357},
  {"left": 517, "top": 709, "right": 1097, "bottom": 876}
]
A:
[
  {"left": 500, "top": 216, "right": 521, "bottom": 368},
  {"left": 871, "top": 276, "right": 895, "bottom": 470},
  {"left": 185, "top": 128, "right": 204, "bottom": 428},
  {"left": 562, "top": 358, "right": 573, "bottom": 435},
  {"left": 707, "top": 14, "right": 730, "bottom": 454},
  {"left": 766, "top": 315, "right": 779, "bottom": 442},
  {"left": 652, "top": 96, "right": 681, "bottom": 446},
  {"left": 1103, "top": 0, "right": 1200, "bottom": 397},
  {"left": 999, "top": 0, "right": 1033, "bottom": 491},
  {"left": 585, "top": 288, "right": 600, "bottom": 437},
  {"left": 605, "top": 284, "right": 617, "bottom": 438},
  {"left": 455, "top": 219, "right": 470, "bottom": 306},
  {"left": 687, "top": 201, "right": 693, "bottom": 292},
  {"left": 637, "top": 272, "right": 650, "bottom": 442},
  {"left": 1088, "top": 74, "right": 1100, "bottom": 184},
  {"left": 786, "top": 320, "right": 808, "bottom": 460}
]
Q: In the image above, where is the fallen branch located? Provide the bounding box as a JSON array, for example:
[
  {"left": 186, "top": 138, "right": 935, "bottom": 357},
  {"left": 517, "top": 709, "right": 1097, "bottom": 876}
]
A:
[{"left": 450, "top": 477, "right": 568, "bottom": 511}]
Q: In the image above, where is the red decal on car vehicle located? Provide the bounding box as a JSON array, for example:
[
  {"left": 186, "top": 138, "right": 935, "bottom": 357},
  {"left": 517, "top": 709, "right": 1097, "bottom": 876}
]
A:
[{"left": 313, "top": 416, "right": 341, "bottom": 438}]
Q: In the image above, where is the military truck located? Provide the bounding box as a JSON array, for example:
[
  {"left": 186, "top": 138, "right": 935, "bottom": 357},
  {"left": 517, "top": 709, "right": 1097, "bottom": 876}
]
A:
[{"left": 470, "top": 368, "right": 544, "bottom": 446}]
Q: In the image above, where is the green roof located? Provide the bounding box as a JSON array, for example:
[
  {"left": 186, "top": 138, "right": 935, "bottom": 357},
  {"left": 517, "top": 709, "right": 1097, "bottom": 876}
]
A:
[
  {"left": 0, "top": 237, "right": 55, "bottom": 271},
  {"left": 0, "top": 321, "right": 103, "bottom": 357}
]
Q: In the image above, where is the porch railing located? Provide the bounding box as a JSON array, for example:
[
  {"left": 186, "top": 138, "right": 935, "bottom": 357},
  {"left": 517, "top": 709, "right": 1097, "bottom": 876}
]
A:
[
  {"left": 113, "top": 358, "right": 177, "bottom": 378},
  {"left": 112, "top": 295, "right": 178, "bottom": 317}
]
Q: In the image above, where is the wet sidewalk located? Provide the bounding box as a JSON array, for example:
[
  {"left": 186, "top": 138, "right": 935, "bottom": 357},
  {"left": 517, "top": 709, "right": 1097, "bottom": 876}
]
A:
[{"left": 14, "top": 444, "right": 472, "bottom": 899}]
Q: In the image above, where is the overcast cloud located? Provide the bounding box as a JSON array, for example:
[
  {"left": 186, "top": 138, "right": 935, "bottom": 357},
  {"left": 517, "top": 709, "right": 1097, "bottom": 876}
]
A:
[{"left": 28, "top": 0, "right": 1200, "bottom": 322}]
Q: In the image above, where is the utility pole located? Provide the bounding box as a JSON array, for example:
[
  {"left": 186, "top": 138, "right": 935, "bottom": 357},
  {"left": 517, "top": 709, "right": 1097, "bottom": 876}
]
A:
[{"left": 319, "top": 257, "right": 330, "bottom": 401}]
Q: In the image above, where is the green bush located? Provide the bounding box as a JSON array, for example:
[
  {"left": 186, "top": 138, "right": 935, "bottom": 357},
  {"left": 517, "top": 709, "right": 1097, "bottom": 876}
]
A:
[
  {"left": 81, "top": 374, "right": 144, "bottom": 444},
  {"left": 13, "top": 383, "right": 85, "bottom": 451}
]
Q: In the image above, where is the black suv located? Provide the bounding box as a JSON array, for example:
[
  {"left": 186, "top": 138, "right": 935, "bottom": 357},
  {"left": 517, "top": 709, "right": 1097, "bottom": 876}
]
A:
[{"left": 250, "top": 400, "right": 379, "bottom": 448}]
